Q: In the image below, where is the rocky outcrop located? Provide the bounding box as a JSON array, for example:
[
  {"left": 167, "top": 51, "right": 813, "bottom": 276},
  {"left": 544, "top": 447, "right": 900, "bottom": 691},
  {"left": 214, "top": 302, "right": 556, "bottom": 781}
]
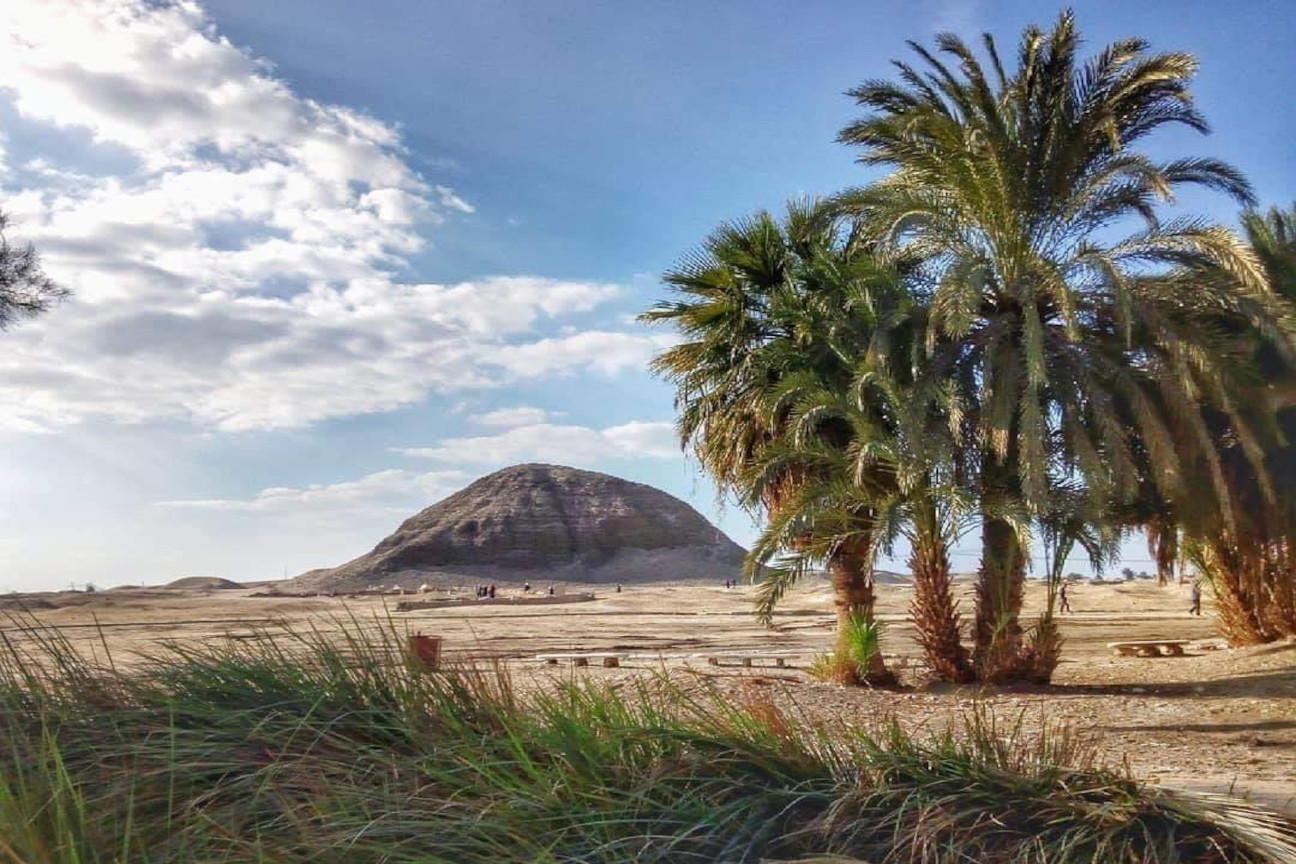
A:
[{"left": 292, "top": 463, "right": 746, "bottom": 592}]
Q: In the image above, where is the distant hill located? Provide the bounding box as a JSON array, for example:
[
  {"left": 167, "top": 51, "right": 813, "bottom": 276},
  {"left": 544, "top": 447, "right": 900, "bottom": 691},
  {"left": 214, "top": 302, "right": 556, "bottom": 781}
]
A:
[
  {"left": 797, "top": 569, "right": 913, "bottom": 585},
  {"left": 292, "top": 463, "right": 747, "bottom": 592},
  {"left": 164, "top": 576, "right": 243, "bottom": 590},
  {"left": 875, "top": 570, "right": 913, "bottom": 585}
]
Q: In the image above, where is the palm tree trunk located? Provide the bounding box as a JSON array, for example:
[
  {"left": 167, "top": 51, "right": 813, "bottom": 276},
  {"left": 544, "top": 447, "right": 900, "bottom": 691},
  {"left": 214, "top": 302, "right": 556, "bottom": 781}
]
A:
[
  {"left": 827, "top": 538, "right": 893, "bottom": 685},
  {"left": 1148, "top": 516, "right": 1178, "bottom": 585},
  {"left": 1267, "top": 545, "right": 1296, "bottom": 638},
  {"left": 908, "top": 502, "right": 974, "bottom": 683},
  {"left": 973, "top": 514, "right": 1028, "bottom": 682},
  {"left": 1197, "top": 540, "right": 1268, "bottom": 644},
  {"left": 830, "top": 538, "right": 875, "bottom": 622},
  {"left": 1197, "top": 536, "right": 1295, "bottom": 645}
]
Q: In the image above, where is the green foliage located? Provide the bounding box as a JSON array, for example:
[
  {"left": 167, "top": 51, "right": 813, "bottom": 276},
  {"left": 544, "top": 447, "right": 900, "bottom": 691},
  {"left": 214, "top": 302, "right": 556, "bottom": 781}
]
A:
[
  {"left": 835, "top": 8, "right": 1284, "bottom": 534},
  {"left": 1164, "top": 203, "right": 1296, "bottom": 643},
  {"left": 643, "top": 199, "right": 912, "bottom": 605},
  {"left": 646, "top": 9, "right": 1296, "bottom": 674},
  {"left": 796, "top": 612, "right": 887, "bottom": 686},
  {"left": 838, "top": 610, "right": 882, "bottom": 677},
  {"left": 0, "top": 616, "right": 1292, "bottom": 863}
]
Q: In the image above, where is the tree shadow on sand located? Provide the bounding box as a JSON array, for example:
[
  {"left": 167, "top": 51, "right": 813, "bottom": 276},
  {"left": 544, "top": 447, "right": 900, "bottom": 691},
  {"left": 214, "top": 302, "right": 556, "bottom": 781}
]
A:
[{"left": 997, "top": 667, "right": 1296, "bottom": 699}]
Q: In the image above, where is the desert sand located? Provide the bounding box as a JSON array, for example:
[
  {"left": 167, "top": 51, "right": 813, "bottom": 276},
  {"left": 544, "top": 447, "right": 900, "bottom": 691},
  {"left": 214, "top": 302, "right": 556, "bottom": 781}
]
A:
[{"left": 3, "top": 576, "right": 1292, "bottom": 813}]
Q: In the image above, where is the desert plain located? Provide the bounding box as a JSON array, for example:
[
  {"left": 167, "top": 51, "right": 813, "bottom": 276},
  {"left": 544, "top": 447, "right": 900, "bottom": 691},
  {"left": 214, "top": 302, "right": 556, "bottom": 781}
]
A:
[{"left": 3, "top": 576, "right": 1292, "bottom": 814}]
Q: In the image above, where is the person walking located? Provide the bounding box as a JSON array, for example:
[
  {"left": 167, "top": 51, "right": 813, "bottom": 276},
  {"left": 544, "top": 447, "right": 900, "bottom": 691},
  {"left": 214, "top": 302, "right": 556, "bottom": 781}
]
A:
[
  {"left": 1058, "top": 582, "right": 1072, "bottom": 614},
  {"left": 1190, "top": 579, "right": 1203, "bottom": 616}
]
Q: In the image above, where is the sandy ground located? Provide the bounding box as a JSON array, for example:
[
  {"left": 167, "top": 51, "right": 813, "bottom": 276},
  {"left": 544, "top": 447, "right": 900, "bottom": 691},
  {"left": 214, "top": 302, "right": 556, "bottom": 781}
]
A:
[{"left": 3, "top": 577, "right": 1292, "bottom": 814}]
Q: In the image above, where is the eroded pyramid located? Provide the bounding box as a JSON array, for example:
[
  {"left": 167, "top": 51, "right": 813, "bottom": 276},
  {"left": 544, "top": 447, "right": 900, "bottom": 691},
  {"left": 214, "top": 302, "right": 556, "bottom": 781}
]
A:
[{"left": 292, "top": 463, "right": 745, "bottom": 591}]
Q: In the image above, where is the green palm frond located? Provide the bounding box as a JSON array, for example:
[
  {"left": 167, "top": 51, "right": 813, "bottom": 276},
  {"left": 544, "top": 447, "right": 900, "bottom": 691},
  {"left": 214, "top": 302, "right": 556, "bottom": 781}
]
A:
[
  {"left": 644, "top": 12, "right": 1294, "bottom": 651},
  {"left": 836, "top": 9, "right": 1283, "bottom": 529}
]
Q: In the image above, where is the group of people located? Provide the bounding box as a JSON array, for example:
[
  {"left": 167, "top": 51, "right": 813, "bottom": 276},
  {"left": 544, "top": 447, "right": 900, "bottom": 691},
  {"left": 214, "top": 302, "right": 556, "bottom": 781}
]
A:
[
  {"left": 473, "top": 575, "right": 1202, "bottom": 611},
  {"left": 1055, "top": 578, "right": 1204, "bottom": 615}
]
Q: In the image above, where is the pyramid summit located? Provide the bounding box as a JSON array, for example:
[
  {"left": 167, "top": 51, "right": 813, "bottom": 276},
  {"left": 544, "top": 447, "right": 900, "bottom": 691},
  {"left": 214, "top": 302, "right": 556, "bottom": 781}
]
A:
[{"left": 293, "top": 463, "right": 746, "bottom": 591}]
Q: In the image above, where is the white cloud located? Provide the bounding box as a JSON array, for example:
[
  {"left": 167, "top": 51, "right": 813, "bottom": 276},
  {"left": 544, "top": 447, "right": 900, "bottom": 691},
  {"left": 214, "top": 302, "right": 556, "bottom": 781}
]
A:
[
  {"left": 435, "top": 185, "right": 475, "bottom": 214},
  {"left": 0, "top": 1, "right": 654, "bottom": 433},
  {"left": 488, "top": 330, "right": 677, "bottom": 378},
  {"left": 468, "top": 406, "right": 554, "bottom": 427},
  {"left": 397, "top": 420, "right": 678, "bottom": 464},
  {"left": 157, "top": 468, "right": 471, "bottom": 512},
  {"left": 0, "top": 2, "right": 404, "bottom": 174},
  {"left": 599, "top": 420, "right": 680, "bottom": 458},
  {"left": 0, "top": 275, "right": 628, "bottom": 431}
]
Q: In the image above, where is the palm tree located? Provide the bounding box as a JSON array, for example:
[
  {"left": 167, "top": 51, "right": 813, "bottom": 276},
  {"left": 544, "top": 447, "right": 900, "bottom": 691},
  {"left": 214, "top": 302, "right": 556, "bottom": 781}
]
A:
[
  {"left": 1241, "top": 205, "right": 1296, "bottom": 404},
  {"left": 743, "top": 340, "right": 979, "bottom": 683},
  {"left": 905, "top": 494, "right": 976, "bottom": 683},
  {"left": 835, "top": 11, "right": 1278, "bottom": 679},
  {"left": 1032, "top": 488, "right": 1119, "bottom": 680},
  {"left": 1178, "top": 205, "right": 1296, "bottom": 643},
  {"left": 642, "top": 199, "right": 908, "bottom": 683},
  {"left": 1146, "top": 515, "right": 1181, "bottom": 585}
]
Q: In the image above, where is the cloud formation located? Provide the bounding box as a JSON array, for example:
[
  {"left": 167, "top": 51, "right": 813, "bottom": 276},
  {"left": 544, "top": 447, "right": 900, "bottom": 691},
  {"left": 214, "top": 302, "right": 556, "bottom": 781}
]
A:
[
  {"left": 0, "top": 0, "right": 660, "bottom": 433},
  {"left": 157, "top": 468, "right": 472, "bottom": 513},
  {"left": 467, "top": 406, "right": 556, "bottom": 427},
  {"left": 154, "top": 417, "right": 679, "bottom": 516},
  {"left": 397, "top": 420, "right": 678, "bottom": 465}
]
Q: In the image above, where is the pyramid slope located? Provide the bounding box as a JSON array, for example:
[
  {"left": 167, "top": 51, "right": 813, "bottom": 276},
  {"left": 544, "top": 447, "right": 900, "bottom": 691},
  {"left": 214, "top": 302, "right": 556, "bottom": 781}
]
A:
[{"left": 292, "top": 463, "right": 746, "bottom": 591}]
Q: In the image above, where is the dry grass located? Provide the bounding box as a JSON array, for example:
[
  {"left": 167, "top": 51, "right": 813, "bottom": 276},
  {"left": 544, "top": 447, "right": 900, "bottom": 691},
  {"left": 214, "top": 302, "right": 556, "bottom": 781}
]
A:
[{"left": 0, "top": 611, "right": 1293, "bottom": 863}]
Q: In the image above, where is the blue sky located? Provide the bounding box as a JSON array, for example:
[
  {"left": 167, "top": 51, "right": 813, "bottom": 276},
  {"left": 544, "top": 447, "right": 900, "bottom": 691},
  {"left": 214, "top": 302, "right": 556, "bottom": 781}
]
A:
[{"left": 1, "top": 0, "right": 1291, "bottom": 590}]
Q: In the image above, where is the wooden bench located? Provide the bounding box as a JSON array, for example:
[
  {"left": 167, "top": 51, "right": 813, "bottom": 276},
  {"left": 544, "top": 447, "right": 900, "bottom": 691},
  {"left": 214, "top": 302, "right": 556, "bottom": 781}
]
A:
[
  {"left": 703, "top": 653, "right": 797, "bottom": 668},
  {"left": 535, "top": 652, "right": 627, "bottom": 668},
  {"left": 1107, "top": 640, "right": 1189, "bottom": 657},
  {"left": 701, "top": 651, "right": 908, "bottom": 670}
]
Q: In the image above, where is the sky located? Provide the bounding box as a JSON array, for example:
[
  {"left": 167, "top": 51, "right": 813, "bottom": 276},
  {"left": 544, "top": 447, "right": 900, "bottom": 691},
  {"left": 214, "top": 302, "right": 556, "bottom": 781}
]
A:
[{"left": 1, "top": 0, "right": 1292, "bottom": 591}]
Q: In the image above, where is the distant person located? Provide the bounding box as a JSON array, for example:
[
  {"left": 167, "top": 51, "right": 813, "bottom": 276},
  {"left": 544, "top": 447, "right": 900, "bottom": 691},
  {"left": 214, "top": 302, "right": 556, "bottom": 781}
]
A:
[
  {"left": 615, "top": 583, "right": 622, "bottom": 593},
  {"left": 1058, "top": 582, "right": 1071, "bottom": 614},
  {"left": 488, "top": 584, "right": 496, "bottom": 599},
  {"left": 523, "top": 582, "right": 531, "bottom": 593},
  {"left": 547, "top": 585, "right": 555, "bottom": 596},
  {"left": 1190, "top": 580, "right": 1203, "bottom": 616}
]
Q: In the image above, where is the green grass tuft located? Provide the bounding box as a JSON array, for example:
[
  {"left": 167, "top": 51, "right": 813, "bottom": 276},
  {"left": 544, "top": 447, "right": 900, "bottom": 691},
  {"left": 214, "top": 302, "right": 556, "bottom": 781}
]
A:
[{"left": 0, "top": 611, "right": 1292, "bottom": 863}]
